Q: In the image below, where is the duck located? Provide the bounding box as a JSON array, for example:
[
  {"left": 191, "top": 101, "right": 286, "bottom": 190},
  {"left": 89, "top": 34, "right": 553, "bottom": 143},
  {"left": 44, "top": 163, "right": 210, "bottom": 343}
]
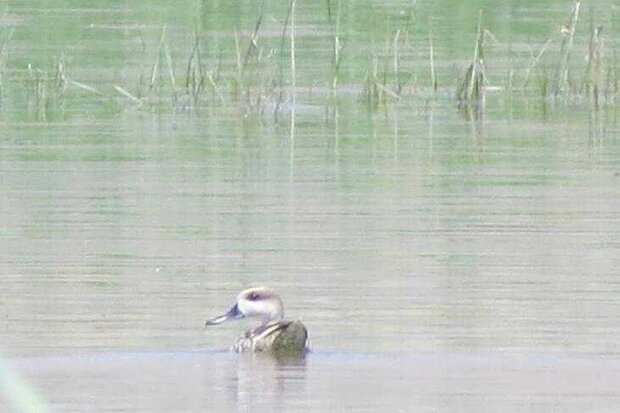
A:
[{"left": 205, "top": 287, "right": 309, "bottom": 355}]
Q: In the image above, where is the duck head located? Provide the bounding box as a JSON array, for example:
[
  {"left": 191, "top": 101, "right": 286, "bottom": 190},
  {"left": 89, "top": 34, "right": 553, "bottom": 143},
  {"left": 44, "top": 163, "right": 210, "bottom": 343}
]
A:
[{"left": 205, "top": 287, "right": 284, "bottom": 327}]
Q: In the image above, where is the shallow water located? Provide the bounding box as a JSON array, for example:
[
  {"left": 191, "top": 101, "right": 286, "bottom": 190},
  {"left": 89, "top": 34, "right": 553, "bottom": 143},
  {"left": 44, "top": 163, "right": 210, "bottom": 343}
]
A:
[
  {"left": 1, "top": 0, "right": 619, "bottom": 412},
  {"left": 5, "top": 351, "right": 620, "bottom": 413}
]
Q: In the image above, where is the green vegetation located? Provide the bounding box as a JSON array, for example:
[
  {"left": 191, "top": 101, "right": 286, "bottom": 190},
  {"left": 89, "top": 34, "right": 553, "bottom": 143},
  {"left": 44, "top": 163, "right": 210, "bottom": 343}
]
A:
[{"left": 0, "top": 1, "right": 617, "bottom": 119}]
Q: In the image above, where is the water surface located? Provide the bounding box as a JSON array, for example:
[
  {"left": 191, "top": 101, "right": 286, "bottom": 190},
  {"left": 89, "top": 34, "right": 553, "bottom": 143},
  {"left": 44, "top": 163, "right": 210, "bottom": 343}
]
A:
[
  {"left": 0, "top": 1, "right": 619, "bottom": 412},
  {"left": 5, "top": 351, "right": 619, "bottom": 412}
]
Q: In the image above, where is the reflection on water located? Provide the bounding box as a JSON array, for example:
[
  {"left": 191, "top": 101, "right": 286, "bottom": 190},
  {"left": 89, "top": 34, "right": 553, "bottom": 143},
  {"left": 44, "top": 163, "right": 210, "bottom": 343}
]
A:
[
  {"left": 3, "top": 351, "right": 309, "bottom": 413},
  {"left": 231, "top": 353, "right": 307, "bottom": 413},
  {"left": 4, "top": 351, "right": 619, "bottom": 412}
]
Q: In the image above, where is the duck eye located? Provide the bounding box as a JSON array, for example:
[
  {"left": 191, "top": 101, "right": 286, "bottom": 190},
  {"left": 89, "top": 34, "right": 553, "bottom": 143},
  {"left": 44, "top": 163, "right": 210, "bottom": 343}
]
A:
[{"left": 249, "top": 292, "right": 260, "bottom": 301}]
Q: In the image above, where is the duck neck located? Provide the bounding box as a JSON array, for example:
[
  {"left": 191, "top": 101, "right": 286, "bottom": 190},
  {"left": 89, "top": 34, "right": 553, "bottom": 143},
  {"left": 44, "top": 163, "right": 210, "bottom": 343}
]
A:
[{"left": 261, "top": 313, "right": 283, "bottom": 327}]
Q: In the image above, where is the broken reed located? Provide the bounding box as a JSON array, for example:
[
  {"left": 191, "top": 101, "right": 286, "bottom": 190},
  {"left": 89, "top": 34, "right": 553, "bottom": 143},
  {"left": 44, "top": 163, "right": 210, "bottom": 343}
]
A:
[
  {"left": 361, "top": 52, "right": 401, "bottom": 110},
  {"left": 361, "top": 14, "right": 415, "bottom": 110},
  {"left": 457, "top": 11, "right": 486, "bottom": 105}
]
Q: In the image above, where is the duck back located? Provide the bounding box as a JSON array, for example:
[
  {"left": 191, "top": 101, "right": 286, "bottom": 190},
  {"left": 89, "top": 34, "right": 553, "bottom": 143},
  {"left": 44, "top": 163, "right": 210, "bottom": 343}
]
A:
[{"left": 233, "top": 321, "right": 308, "bottom": 355}]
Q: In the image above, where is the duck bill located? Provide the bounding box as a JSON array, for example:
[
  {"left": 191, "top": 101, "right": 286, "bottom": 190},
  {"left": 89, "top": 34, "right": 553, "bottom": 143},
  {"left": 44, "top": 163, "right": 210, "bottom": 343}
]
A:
[{"left": 205, "top": 304, "right": 244, "bottom": 326}]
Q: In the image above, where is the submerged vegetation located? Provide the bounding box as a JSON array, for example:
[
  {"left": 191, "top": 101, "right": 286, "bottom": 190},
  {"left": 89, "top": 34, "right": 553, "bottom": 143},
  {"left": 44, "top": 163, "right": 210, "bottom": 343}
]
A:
[{"left": 0, "top": 1, "right": 617, "bottom": 120}]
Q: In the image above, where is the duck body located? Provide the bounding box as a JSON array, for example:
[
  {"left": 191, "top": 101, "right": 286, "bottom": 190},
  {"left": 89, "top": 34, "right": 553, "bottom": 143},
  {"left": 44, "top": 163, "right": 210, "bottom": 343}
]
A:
[
  {"left": 205, "top": 287, "right": 309, "bottom": 355},
  {"left": 233, "top": 320, "right": 308, "bottom": 355}
]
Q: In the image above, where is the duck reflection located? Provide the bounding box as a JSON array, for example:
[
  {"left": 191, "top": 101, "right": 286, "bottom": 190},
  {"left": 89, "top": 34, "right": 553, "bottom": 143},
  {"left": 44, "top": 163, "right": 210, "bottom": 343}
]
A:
[{"left": 225, "top": 352, "right": 307, "bottom": 413}]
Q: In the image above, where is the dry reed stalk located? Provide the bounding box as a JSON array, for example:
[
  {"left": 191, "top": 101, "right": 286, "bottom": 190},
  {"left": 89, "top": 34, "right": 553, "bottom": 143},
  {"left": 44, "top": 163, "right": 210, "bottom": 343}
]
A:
[
  {"left": 242, "top": 11, "right": 263, "bottom": 73},
  {"left": 392, "top": 28, "right": 400, "bottom": 77},
  {"left": 0, "top": 28, "right": 14, "bottom": 97},
  {"left": 290, "top": 0, "right": 296, "bottom": 107},
  {"left": 331, "top": 0, "right": 342, "bottom": 93},
  {"left": 69, "top": 80, "right": 100, "bottom": 94},
  {"left": 274, "top": 0, "right": 297, "bottom": 120},
  {"left": 429, "top": 26, "right": 437, "bottom": 91},
  {"left": 114, "top": 84, "right": 143, "bottom": 106},
  {"left": 552, "top": 1, "right": 581, "bottom": 97},
  {"left": 457, "top": 11, "right": 486, "bottom": 103},
  {"left": 185, "top": 29, "right": 208, "bottom": 105},
  {"left": 149, "top": 25, "right": 177, "bottom": 102},
  {"left": 522, "top": 35, "right": 554, "bottom": 89},
  {"left": 584, "top": 10, "right": 604, "bottom": 109}
]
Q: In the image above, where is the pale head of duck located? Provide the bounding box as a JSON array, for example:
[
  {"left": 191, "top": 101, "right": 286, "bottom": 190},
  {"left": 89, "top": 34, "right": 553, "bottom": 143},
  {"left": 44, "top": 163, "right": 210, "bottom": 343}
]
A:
[{"left": 205, "top": 287, "right": 284, "bottom": 328}]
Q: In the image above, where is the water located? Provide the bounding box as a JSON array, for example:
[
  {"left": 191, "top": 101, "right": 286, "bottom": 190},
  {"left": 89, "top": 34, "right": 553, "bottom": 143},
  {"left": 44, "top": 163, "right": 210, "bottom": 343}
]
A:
[
  {"left": 6, "top": 351, "right": 619, "bottom": 412},
  {"left": 1, "top": 1, "right": 619, "bottom": 412}
]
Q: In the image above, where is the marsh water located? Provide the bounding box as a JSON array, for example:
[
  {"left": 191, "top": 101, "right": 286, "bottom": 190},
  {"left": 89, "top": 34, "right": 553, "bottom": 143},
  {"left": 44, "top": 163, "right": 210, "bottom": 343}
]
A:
[{"left": 1, "top": 1, "right": 619, "bottom": 412}]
